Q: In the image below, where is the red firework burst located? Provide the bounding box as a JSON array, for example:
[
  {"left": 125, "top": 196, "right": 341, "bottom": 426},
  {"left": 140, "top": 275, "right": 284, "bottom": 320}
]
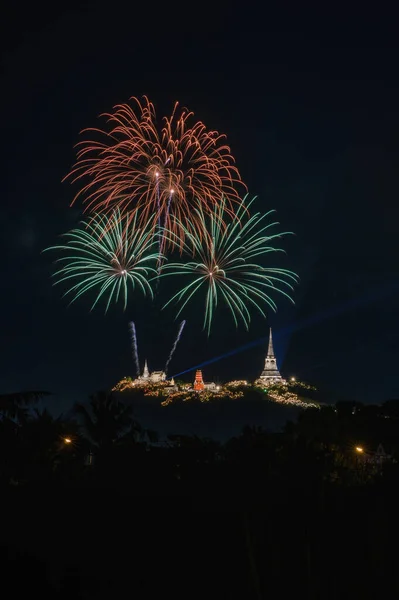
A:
[{"left": 64, "top": 96, "right": 245, "bottom": 239}]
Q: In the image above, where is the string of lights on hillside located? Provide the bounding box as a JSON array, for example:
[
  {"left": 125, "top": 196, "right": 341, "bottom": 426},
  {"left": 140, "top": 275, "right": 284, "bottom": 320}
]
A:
[{"left": 160, "top": 389, "right": 244, "bottom": 407}]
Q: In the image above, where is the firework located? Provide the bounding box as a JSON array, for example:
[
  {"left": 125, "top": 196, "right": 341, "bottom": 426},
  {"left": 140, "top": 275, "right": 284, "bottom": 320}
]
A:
[
  {"left": 64, "top": 96, "right": 245, "bottom": 242},
  {"left": 164, "top": 320, "right": 186, "bottom": 374},
  {"left": 129, "top": 321, "right": 140, "bottom": 376},
  {"left": 44, "top": 209, "right": 159, "bottom": 312},
  {"left": 159, "top": 196, "right": 298, "bottom": 334}
]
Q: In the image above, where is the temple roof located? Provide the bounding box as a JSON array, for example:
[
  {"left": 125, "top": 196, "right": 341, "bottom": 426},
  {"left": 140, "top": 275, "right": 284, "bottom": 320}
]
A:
[{"left": 267, "top": 328, "right": 275, "bottom": 357}]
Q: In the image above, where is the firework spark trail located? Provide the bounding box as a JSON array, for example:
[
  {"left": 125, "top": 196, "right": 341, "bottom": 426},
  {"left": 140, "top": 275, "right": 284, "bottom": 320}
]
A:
[
  {"left": 159, "top": 195, "right": 298, "bottom": 334},
  {"left": 164, "top": 191, "right": 174, "bottom": 230},
  {"left": 44, "top": 209, "right": 159, "bottom": 312},
  {"left": 129, "top": 321, "right": 140, "bottom": 376},
  {"left": 158, "top": 190, "right": 175, "bottom": 272},
  {"left": 155, "top": 173, "right": 161, "bottom": 229},
  {"left": 64, "top": 96, "right": 246, "bottom": 246},
  {"left": 164, "top": 320, "right": 186, "bottom": 374},
  {"left": 155, "top": 176, "right": 162, "bottom": 277}
]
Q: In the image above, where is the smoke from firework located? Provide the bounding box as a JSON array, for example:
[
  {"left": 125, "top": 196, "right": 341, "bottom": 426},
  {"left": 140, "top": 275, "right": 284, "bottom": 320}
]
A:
[
  {"left": 129, "top": 321, "right": 140, "bottom": 376},
  {"left": 165, "top": 320, "right": 186, "bottom": 374}
]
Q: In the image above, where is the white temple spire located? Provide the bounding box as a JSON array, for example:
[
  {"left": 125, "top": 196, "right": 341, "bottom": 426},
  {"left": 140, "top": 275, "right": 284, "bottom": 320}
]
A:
[
  {"left": 143, "top": 360, "right": 149, "bottom": 379},
  {"left": 259, "top": 328, "right": 282, "bottom": 383},
  {"left": 267, "top": 327, "right": 275, "bottom": 357}
]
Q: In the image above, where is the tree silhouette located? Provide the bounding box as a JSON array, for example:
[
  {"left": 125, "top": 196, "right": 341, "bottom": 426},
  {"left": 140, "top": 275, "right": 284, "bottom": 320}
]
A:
[
  {"left": 0, "top": 391, "right": 51, "bottom": 422},
  {"left": 0, "top": 406, "right": 82, "bottom": 485},
  {"left": 73, "top": 392, "right": 141, "bottom": 451}
]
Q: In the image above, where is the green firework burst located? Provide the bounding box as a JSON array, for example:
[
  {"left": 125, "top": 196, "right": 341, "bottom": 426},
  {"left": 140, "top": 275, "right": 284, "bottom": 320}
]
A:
[
  {"left": 45, "top": 209, "right": 160, "bottom": 312},
  {"left": 159, "top": 195, "right": 298, "bottom": 334}
]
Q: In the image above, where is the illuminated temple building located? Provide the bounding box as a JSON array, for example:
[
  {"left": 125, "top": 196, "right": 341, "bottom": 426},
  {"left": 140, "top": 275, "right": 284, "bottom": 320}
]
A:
[
  {"left": 138, "top": 360, "right": 167, "bottom": 384},
  {"left": 194, "top": 369, "right": 218, "bottom": 392},
  {"left": 259, "top": 329, "right": 284, "bottom": 383},
  {"left": 193, "top": 370, "right": 205, "bottom": 391}
]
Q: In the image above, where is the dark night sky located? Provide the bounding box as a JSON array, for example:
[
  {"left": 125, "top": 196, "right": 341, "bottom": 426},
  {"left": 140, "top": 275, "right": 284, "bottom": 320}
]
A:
[{"left": 1, "top": 2, "right": 399, "bottom": 411}]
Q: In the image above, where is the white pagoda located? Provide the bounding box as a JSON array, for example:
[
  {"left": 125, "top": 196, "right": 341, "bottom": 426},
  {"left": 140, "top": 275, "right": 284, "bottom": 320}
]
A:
[{"left": 259, "top": 329, "right": 283, "bottom": 383}]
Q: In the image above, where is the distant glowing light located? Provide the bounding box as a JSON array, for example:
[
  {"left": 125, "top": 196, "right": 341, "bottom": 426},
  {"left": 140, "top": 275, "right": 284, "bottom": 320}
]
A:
[
  {"left": 64, "top": 437, "right": 72, "bottom": 444},
  {"left": 355, "top": 446, "right": 364, "bottom": 453},
  {"left": 291, "top": 376, "right": 296, "bottom": 382}
]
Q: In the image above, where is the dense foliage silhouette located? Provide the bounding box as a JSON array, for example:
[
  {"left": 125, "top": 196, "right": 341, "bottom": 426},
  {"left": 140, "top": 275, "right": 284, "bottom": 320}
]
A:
[{"left": 1, "top": 392, "right": 399, "bottom": 598}]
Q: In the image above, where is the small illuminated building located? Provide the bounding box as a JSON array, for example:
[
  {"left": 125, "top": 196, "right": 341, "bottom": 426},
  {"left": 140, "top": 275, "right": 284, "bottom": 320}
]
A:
[
  {"left": 259, "top": 329, "right": 283, "bottom": 383},
  {"left": 150, "top": 371, "right": 166, "bottom": 383},
  {"left": 138, "top": 360, "right": 166, "bottom": 384},
  {"left": 164, "top": 378, "right": 176, "bottom": 394},
  {"left": 204, "top": 382, "right": 217, "bottom": 391},
  {"left": 193, "top": 370, "right": 205, "bottom": 391},
  {"left": 192, "top": 370, "right": 217, "bottom": 392}
]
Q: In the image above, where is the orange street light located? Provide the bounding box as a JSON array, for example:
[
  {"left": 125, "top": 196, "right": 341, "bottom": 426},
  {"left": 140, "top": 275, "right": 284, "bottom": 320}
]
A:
[
  {"left": 64, "top": 437, "right": 72, "bottom": 444},
  {"left": 355, "top": 446, "right": 364, "bottom": 454}
]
